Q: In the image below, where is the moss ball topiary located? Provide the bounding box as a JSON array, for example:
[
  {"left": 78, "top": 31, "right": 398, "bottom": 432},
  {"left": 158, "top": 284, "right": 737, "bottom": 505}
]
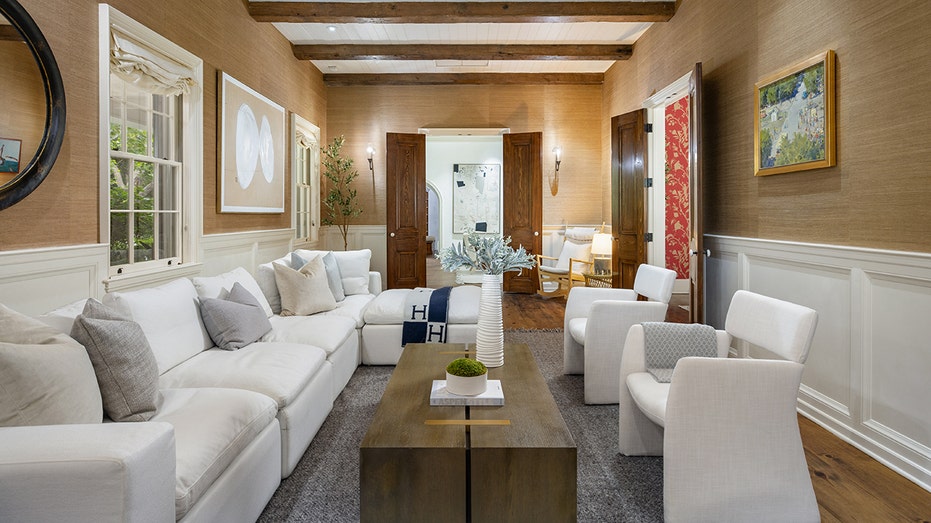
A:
[{"left": 445, "top": 358, "right": 487, "bottom": 377}]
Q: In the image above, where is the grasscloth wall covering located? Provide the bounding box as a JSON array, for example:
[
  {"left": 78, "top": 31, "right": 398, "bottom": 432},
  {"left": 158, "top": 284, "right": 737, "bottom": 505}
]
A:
[
  {"left": 0, "top": 0, "right": 325, "bottom": 251},
  {"left": 326, "top": 84, "right": 604, "bottom": 227},
  {"left": 604, "top": 0, "right": 931, "bottom": 253}
]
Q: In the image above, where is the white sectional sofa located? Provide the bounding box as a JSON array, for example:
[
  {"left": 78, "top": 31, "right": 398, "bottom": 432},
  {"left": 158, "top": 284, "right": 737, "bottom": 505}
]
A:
[{"left": 0, "top": 248, "right": 479, "bottom": 522}]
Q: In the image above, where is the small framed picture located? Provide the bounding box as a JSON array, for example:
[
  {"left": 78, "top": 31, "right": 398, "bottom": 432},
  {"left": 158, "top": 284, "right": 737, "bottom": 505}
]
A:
[
  {"left": 754, "top": 50, "right": 836, "bottom": 176},
  {"left": 0, "top": 137, "right": 23, "bottom": 175}
]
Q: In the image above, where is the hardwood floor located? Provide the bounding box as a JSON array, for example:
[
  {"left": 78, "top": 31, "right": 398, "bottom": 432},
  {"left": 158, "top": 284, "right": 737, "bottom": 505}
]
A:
[{"left": 490, "top": 288, "right": 931, "bottom": 522}]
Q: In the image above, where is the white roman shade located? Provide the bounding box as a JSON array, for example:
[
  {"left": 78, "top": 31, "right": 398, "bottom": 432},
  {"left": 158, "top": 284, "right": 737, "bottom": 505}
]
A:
[{"left": 110, "top": 29, "right": 195, "bottom": 96}]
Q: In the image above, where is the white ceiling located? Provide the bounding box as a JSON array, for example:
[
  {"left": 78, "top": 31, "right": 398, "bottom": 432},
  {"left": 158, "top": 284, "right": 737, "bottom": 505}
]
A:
[{"left": 263, "top": 0, "right": 672, "bottom": 75}]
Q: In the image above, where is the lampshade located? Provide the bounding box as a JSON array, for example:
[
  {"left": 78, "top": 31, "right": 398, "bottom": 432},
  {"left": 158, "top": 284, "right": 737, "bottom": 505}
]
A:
[{"left": 591, "top": 233, "right": 612, "bottom": 256}]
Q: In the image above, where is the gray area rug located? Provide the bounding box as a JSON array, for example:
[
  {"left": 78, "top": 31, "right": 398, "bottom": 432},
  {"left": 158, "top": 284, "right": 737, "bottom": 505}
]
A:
[{"left": 259, "top": 329, "right": 663, "bottom": 522}]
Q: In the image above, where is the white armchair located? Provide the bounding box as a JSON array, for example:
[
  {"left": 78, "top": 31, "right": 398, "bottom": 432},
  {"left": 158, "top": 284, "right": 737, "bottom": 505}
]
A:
[
  {"left": 563, "top": 263, "right": 676, "bottom": 404},
  {"left": 619, "top": 290, "right": 820, "bottom": 522}
]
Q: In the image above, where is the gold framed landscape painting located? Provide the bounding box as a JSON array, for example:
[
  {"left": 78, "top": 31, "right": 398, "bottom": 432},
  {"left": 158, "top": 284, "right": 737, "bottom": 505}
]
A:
[{"left": 754, "top": 50, "right": 836, "bottom": 176}]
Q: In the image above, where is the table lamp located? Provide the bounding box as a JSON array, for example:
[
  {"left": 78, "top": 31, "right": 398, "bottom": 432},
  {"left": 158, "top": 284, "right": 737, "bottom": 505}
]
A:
[{"left": 591, "top": 233, "right": 612, "bottom": 275}]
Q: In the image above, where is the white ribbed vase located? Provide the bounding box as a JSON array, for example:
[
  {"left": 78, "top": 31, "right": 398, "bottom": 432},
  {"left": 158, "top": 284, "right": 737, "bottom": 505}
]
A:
[{"left": 475, "top": 273, "right": 504, "bottom": 367}]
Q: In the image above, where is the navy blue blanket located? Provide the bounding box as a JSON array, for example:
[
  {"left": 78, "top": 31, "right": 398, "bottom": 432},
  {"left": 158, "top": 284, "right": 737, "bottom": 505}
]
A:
[{"left": 401, "top": 286, "right": 452, "bottom": 346}]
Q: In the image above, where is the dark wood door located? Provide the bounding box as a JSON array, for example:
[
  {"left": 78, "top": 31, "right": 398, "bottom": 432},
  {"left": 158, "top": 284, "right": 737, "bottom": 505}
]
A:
[
  {"left": 502, "top": 132, "right": 542, "bottom": 293},
  {"left": 611, "top": 110, "right": 648, "bottom": 289},
  {"left": 386, "top": 133, "right": 426, "bottom": 289},
  {"left": 688, "top": 63, "right": 704, "bottom": 323}
]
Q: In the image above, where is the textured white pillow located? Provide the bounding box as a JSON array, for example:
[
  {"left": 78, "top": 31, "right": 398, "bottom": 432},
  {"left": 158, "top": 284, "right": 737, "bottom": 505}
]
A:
[
  {"left": 0, "top": 304, "right": 103, "bottom": 426},
  {"left": 273, "top": 257, "right": 337, "bottom": 316},
  {"left": 331, "top": 249, "right": 371, "bottom": 295},
  {"left": 192, "top": 267, "right": 274, "bottom": 318}
]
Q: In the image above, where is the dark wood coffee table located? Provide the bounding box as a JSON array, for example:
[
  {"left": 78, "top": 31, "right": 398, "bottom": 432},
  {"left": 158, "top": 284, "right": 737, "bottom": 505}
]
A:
[{"left": 360, "top": 342, "right": 577, "bottom": 523}]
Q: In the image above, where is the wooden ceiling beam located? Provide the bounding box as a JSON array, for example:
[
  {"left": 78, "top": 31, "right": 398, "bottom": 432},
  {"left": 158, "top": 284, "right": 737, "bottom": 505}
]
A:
[
  {"left": 323, "top": 73, "right": 605, "bottom": 86},
  {"left": 249, "top": 1, "right": 676, "bottom": 24},
  {"left": 295, "top": 44, "right": 632, "bottom": 61}
]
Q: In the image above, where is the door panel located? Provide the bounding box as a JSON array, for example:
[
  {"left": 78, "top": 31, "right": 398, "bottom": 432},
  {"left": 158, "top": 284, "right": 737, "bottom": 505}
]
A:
[
  {"left": 502, "top": 132, "right": 542, "bottom": 293},
  {"left": 611, "top": 110, "right": 648, "bottom": 289},
  {"left": 386, "top": 133, "right": 426, "bottom": 289},
  {"left": 689, "top": 63, "right": 704, "bottom": 323}
]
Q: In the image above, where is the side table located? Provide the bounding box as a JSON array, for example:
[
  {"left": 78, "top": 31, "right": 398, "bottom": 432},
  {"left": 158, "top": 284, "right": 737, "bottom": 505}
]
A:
[{"left": 583, "top": 272, "right": 614, "bottom": 288}]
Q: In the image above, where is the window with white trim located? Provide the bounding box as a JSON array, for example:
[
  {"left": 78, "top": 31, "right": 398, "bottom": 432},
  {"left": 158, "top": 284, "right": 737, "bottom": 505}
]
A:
[
  {"left": 101, "top": 6, "right": 203, "bottom": 279},
  {"left": 108, "top": 77, "right": 182, "bottom": 268},
  {"left": 292, "top": 115, "right": 320, "bottom": 244}
]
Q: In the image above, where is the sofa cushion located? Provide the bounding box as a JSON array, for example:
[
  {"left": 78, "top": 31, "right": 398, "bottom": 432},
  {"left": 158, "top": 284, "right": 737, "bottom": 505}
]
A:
[
  {"left": 274, "top": 259, "right": 337, "bottom": 316},
  {"left": 35, "top": 298, "right": 87, "bottom": 334},
  {"left": 200, "top": 282, "right": 273, "bottom": 350},
  {"left": 0, "top": 304, "right": 103, "bottom": 426},
  {"left": 265, "top": 315, "right": 357, "bottom": 355},
  {"left": 70, "top": 299, "right": 159, "bottom": 422},
  {"left": 158, "top": 341, "right": 328, "bottom": 408},
  {"left": 363, "top": 286, "right": 481, "bottom": 325},
  {"left": 255, "top": 256, "right": 289, "bottom": 315},
  {"left": 330, "top": 249, "right": 372, "bottom": 295},
  {"left": 192, "top": 267, "right": 274, "bottom": 318},
  {"left": 153, "top": 387, "right": 277, "bottom": 519},
  {"left": 104, "top": 278, "right": 212, "bottom": 374}
]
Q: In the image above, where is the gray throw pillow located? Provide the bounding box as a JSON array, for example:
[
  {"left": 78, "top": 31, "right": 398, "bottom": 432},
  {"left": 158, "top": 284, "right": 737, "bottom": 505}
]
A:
[
  {"left": 292, "top": 251, "right": 345, "bottom": 302},
  {"left": 70, "top": 299, "right": 160, "bottom": 423},
  {"left": 200, "top": 282, "right": 273, "bottom": 350}
]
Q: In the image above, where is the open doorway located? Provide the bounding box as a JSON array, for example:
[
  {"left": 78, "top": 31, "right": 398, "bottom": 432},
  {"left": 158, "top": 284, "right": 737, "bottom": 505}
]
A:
[
  {"left": 643, "top": 70, "right": 696, "bottom": 319},
  {"left": 424, "top": 134, "right": 503, "bottom": 288}
]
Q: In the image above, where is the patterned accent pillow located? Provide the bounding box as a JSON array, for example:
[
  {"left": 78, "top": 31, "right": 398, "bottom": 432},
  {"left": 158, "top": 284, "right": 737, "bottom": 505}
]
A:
[
  {"left": 200, "top": 282, "right": 273, "bottom": 350},
  {"left": 70, "top": 299, "right": 160, "bottom": 422},
  {"left": 642, "top": 322, "right": 718, "bottom": 383}
]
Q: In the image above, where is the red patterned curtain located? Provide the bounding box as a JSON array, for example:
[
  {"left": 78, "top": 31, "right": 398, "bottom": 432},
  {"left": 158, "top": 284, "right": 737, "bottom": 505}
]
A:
[{"left": 664, "top": 96, "right": 690, "bottom": 279}]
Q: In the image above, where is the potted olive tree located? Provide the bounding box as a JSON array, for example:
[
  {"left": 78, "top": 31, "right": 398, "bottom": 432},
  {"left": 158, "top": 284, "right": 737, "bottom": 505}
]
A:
[
  {"left": 321, "top": 135, "right": 363, "bottom": 250},
  {"left": 445, "top": 358, "right": 488, "bottom": 396}
]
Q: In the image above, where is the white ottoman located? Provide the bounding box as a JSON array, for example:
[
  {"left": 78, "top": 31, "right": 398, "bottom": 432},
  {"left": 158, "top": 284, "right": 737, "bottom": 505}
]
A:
[{"left": 361, "top": 286, "right": 481, "bottom": 365}]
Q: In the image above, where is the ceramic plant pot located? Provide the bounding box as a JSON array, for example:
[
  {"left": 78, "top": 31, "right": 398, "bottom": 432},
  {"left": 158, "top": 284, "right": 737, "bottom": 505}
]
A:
[{"left": 445, "top": 371, "right": 488, "bottom": 396}]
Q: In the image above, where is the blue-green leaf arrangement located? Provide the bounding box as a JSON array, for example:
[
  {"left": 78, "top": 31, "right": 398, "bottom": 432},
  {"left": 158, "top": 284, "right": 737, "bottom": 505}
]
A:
[{"left": 438, "top": 229, "right": 536, "bottom": 276}]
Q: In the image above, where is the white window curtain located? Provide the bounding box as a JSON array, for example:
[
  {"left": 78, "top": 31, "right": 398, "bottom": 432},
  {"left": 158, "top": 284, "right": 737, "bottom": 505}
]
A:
[{"left": 110, "top": 29, "right": 195, "bottom": 96}]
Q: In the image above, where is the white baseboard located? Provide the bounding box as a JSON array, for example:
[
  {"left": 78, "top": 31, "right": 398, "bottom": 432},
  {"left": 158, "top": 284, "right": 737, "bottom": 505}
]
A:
[{"left": 705, "top": 234, "right": 931, "bottom": 493}]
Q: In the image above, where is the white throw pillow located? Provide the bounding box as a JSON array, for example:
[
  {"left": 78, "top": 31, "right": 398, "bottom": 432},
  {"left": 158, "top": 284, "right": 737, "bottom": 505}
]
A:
[
  {"left": 331, "top": 249, "right": 372, "bottom": 295},
  {"left": 0, "top": 304, "right": 103, "bottom": 426},
  {"left": 192, "top": 267, "right": 274, "bottom": 318},
  {"left": 35, "top": 298, "right": 88, "bottom": 333},
  {"left": 273, "top": 257, "right": 337, "bottom": 316}
]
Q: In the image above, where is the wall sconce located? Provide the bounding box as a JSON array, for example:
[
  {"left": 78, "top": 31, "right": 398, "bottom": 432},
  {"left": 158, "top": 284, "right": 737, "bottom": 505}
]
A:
[
  {"left": 366, "top": 143, "right": 376, "bottom": 194},
  {"left": 591, "top": 232, "right": 613, "bottom": 275},
  {"left": 366, "top": 144, "right": 375, "bottom": 173},
  {"left": 549, "top": 146, "right": 562, "bottom": 196}
]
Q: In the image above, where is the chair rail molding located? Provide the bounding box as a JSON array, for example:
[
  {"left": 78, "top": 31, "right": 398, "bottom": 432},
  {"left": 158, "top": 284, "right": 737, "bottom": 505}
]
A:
[
  {"left": 201, "top": 228, "right": 295, "bottom": 276},
  {"left": 0, "top": 243, "right": 108, "bottom": 315},
  {"left": 704, "top": 234, "right": 931, "bottom": 493}
]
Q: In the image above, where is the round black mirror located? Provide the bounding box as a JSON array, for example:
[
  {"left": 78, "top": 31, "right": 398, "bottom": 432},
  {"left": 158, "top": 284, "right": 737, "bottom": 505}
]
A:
[{"left": 0, "top": 0, "right": 65, "bottom": 211}]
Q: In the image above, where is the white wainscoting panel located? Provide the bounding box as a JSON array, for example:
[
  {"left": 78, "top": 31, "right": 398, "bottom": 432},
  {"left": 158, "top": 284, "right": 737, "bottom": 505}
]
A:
[
  {"left": 705, "top": 235, "right": 931, "bottom": 492},
  {"left": 322, "top": 225, "right": 388, "bottom": 283},
  {"left": 201, "top": 229, "right": 295, "bottom": 276},
  {"left": 0, "top": 244, "right": 108, "bottom": 315}
]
